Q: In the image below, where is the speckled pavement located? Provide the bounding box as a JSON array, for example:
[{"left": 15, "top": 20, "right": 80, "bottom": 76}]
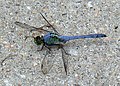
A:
[{"left": 0, "top": 0, "right": 120, "bottom": 86}]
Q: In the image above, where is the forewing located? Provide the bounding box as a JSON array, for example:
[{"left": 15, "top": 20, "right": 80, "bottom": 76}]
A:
[
  {"left": 15, "top": 21, "right": 37, "bottom": 30},
  {"left": 40, "top": 13, "right": 59, "bottom": 34},
  {"left": 15, "top": 21, "right": 52, "bottom": 33}
]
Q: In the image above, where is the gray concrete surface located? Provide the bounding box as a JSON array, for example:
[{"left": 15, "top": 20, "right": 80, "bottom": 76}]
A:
[{"left": 0, "top": 0, "right": 120, "bottom": 86}]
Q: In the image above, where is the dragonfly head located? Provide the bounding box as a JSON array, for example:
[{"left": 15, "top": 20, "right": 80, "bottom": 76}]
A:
[{"left": 34, "top": 36, "right": 44, "bottom": 45}]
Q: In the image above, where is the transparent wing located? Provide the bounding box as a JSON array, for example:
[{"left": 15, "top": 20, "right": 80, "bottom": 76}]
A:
[
  {"left": 41, "top": 49, "right": 56, "bottom": 74},
  {"left": 15, "top": 21, "right": 36, "bottom": 29},
  {"left": 15, "top": 21, "right": 50, "bottom": 32},
  {"left": 41, "top": 47, "right": 70, "bottom": 75},
  {"left": 61, "top": 48, "right": 70, "bottom": 75},
  {"left": 15, "top": 13, "right": 59, "bottom": 34},
  {"left": 40, "top": 13, "right": 59, "bottom": 34}
]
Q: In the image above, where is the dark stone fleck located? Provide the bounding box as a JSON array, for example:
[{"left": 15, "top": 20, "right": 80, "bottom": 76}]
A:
[
  {"left": 0, "top": 45, "right": 2, "bottom": 50},
  {"left": 16, "top": 4, "right": 20, "bottom": 6},
  {"left": 114, "top": 26, "right": 118, "bottom": 29},
  {"left": 62, "top": 13, "right": 67, "bottom": 16},
  {"left": 30, "top": 54, "right": 32, "bottom": 56},
  {"left": 76, "top": 1, "right": 82, "bottom": 3},
  {"left": 15, "top": 11, "right": 18, "bottom": 14},
  {"left": 28, "top": 17, "right": 31, "bottom": 20},
  {"left": 74, "top": 84, "right": 80, "bottom": 86},
  {"left": 0, "top": 45, "right": 2, "bottom": 48}
]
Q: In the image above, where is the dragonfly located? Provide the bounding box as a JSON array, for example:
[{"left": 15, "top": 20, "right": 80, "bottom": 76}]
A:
[{"left": 15, "top": 13, "right": 107, "bottom": 75}]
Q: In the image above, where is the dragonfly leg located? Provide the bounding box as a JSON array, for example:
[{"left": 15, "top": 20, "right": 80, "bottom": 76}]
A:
[
  {"left": 37, "top": 44, "right": 52, "bottom": 51},
  {"left": 57, "top": 44, "right": 70, "bottom": 55},
  {"left": 44, "top": 45, "right": 51, "bottom": 51},
  {"left": 37, "top": 44, "right": 45, "bottom": 51},
  {"left": 61, "top": 47, "right": 70, "bottom": 55},
  {"left": 57, "top": 44, "right": 63, "bottom": 50}
]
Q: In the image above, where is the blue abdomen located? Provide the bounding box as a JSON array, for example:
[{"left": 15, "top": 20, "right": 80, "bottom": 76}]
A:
[{"left": 59, "top": 34, "right": 107, "bottom": 43}]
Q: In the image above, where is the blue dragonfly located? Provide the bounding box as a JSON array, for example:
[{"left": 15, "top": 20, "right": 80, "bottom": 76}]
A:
[{"left": 15, "top": 13, "right": 107, "bottom": 75}]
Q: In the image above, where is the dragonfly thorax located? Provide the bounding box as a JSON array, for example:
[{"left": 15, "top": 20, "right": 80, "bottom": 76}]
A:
[{"left": 34, "top": 36, "right": 44, "bottom": 45}]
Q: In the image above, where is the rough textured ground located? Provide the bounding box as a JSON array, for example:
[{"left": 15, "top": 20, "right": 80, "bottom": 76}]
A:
[{"left": 0, "top": 0, "right": 120, "bottom": 86}]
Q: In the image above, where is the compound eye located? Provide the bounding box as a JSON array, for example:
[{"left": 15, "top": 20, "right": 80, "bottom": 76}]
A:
[
  {"left": 34, "top": 36, "right": 43, "bottom": 45},
  {"left": 36, "top": 36, "right": 41, "bottom": 40}
]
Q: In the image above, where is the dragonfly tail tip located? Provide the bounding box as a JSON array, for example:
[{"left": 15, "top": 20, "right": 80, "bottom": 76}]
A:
[{"left": 102, "top": 34, "right": 107, "bottom": 37}]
